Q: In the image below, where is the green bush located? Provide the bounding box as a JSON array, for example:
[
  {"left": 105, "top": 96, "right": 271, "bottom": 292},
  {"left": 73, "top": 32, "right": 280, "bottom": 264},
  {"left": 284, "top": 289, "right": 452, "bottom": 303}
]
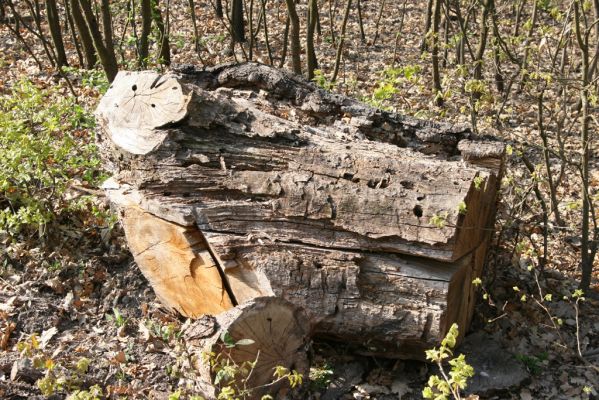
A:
[{"left": 0, "top": 78, "right": 104, "bottom": 237}]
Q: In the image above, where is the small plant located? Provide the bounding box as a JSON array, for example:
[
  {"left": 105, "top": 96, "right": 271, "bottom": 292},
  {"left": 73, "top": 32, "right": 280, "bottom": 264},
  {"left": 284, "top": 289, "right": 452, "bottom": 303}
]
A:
[
  {"left": 473, "top": 176, "right": 485, "bottom": 190},
  {"left": 423, "top": 324, "right": 474, "bottom": 400},
  {"left": 430, "top": 211, "right": 449, "bottom": 228},
  {"left": 0, "top": 78, "right": 105, "bottom": 237},
  {"left": 107, "top": 307, "right": 127, "bottom": 328},
  {"left": 61, "top": 66, "right": 110, "bottom": 94},
  {"left": 515, "top": 353, "right": 548, "bottom": 375},
  {"left": 67, "top": 385, "right": 103, "bottom": 400},
  {"left": 309, "top": 363, "right": 334, "bottom": 389},
  {"left": 313, "top": 69, "right": 336, "bottom": 91}
]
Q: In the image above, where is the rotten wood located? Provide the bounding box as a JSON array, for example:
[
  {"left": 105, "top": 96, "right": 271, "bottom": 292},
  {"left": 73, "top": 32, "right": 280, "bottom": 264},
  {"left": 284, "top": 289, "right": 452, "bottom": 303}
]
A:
[{"left": 97, "top": 62, "right": 504, "bottom": 358}]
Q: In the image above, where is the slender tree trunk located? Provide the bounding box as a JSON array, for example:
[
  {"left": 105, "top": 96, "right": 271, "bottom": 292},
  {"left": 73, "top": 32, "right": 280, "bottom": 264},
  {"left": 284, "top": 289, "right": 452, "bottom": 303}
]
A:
[
  {"left": 139, "top": 0, "right": 151, "bottom": 67},
  {"left": 431, "top": 0, "right": 443, "bottom": 106},
  {"left": 574, "top": 0, "right": 593, "bottom": 291},
  {"left": 100, "top": 0, "right": 114, "bottom": 52},
  {"left": 513, "top": 0, "right": 526, "bottom": 37},
  {"left": 328, "top": 0, "right": 336, "bottom": 45},
  {"left": 154, "top": 0, "right": 171, "bottom": 65},
  {"left": 420, "top": 0, "right": 434, "bottom": 52},
  {"left": 279, "top": 14, "right": 290, "bottom": 68},
  {"left": 231, "top": 0, "right": 245, "bottom": 42},
  {"left": 18, "top": 0, "right": 57, "bottom": 66},
  {"left": 215, "top": 0, "right": 223, "bottom": 18},
  {"left": 261, "top": 0, "right": 273, "bottom": 64},
  {"left": 372, "top": 0, "right": 385, "bottom": 46},
  {"left": 537, "top": 91, "right": 562, "bottom": 226},
  {"left": 331, "top": 0, "right": 351, "bottom": 82},
  {"left": 78, "top": 0, "right": 118, "bottom": 81},
  {"left": 64, "top": 0, "right": 84, "bottom": 67},
  {"left": 248, "top": 0, "right": 254, "bottom": 59},
  {"left": 70, "top": 0, "right": 96, "bottom": 68},
  {"left": 284, "top": 0, "right": 301, "bottom": 74},
  {"left": 356, "top": 0, "right": 365, "bottom": 43},
  {"left": 306, "top": 0, "right": 318, "bottom": 79},
  {"left": 519, "top": 0, "right": 537, "bottom": 90},
  {"left": 473, "top": 0, "right": 490, "bottom": 83},
  {"left": 188, "top": 0, "right": 204, "bottom": 63},
  {"left": 4, "top": 12, "right": 44, "bottom": 69}
]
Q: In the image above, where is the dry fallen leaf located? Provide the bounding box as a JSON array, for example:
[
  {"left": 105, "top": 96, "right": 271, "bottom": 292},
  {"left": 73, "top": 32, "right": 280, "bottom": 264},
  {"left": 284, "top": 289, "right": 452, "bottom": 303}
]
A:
[
  {"left": 39, "top": 327, "right": 58, "bottom": 349},
  {"left": 113, "top": 350, "right": 126, "bottom": 364},
  {"left": 0, "top": 322, "right": 16, "bottom": 350}
]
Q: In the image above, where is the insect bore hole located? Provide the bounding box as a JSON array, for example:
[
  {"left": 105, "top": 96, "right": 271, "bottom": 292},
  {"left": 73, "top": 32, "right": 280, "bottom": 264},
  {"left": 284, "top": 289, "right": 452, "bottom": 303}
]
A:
[{"left": 413, "top": 205, "right": 423, "bottom": 218}]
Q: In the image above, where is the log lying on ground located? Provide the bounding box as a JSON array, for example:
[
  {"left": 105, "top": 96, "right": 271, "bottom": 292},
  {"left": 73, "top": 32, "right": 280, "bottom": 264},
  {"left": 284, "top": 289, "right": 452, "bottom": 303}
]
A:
[
  {"left": 182, "top": 297, "right": 310, "bottom": 399},
  {"left": 97, "top": 62, "right": 504, "bottom": 359}
]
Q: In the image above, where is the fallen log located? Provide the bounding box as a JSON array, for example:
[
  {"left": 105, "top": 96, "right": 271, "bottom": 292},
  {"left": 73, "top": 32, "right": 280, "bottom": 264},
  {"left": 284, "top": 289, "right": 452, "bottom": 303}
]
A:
[{"left": 97, "top": 62, "right": 504, "bottom": 359}]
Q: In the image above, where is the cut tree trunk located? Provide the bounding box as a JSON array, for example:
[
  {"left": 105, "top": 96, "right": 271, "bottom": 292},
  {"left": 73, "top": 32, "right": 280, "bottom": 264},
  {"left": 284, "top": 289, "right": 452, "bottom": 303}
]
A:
[
  {"left": 97, "top": 62, "right": 504, "bottom": 359},
  {"left": 182, "top": 296, "right": 310, "bottom": 399}
]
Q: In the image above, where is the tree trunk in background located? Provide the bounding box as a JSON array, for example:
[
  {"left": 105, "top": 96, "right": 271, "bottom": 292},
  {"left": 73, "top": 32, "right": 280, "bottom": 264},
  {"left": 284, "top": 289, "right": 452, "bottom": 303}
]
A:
[
  {"left": 139, "top": 0, "right": 151, "bottom": 67},
  {"left": 230, "top": 0, "right": 245, "bottom": 43},
  {"left": 331, "top": 0, "right": 351, "bottom": 81},
  {"left": 215, "top": 0, "right": 223, "bottom": 19},
  {"left": 284, "top": 0, "right": 301, "bottom": 74},
  {"left": 431, "top": 0, "right": 443, "bottom": 106},
  {"left": 64, "top": 0, "right": 83, "bottom": 67},
  {"left": 77, "top": 0, "right": 118, "bottom": 81},
  {"left": 70, "top": 0, "right": 96, "bottom": 68},
  {"left": 44, "top": 0, "right": 67, "bottom": 68},
  {"left": 154, "top": 0, "right": 171, "bottom": 66},
  {"left": 420, "top": 0, "right": 434, "bottom": 52},
  {"left": 306, "top": 0, "right": 318, "bottom": 79},
  {"left": 100, "top": 0, "right": 114, "bottom": 54}
]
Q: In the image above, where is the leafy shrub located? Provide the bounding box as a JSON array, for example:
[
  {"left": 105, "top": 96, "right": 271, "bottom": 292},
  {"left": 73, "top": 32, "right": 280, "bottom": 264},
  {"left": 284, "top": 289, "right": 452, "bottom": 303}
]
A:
[
  {"left": 423, "top": 324, "right": 475, "bottom": 400},
  {"left": 0, "top": 78, "right": 105, "bottom": 237}
]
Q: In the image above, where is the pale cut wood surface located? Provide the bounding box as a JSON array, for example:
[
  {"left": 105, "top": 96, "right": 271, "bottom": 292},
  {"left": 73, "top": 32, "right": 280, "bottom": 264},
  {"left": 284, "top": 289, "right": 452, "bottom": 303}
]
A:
[
  {"left": 96, "top": 71, "right": 191, "bottom": 154},
  {"left": 120, "top": 205, "right": 233, "bottom": 317}
]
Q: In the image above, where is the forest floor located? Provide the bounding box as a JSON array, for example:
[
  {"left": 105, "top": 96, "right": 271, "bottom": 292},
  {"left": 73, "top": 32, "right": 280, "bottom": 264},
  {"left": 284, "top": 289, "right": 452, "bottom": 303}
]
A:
[{"left": 1, "top": 0, "right": 599, "bottom": 399}]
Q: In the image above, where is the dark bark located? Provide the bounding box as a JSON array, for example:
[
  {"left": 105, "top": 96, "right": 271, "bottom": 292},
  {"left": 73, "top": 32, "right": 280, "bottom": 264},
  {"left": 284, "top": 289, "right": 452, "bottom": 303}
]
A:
[
  {"left": 45, "top": 0, "right": 68, "bottom": 67},
  {"left": 139, "top": 0, "right": 151, "bottom": 67},
  {"left": 64, "top": 0, "right": 84, "bottom": 67},
  {"left": 306, "top": 0, "right": 318, "bottom": 79},
  {"left": 70, "top": 0, "right": 96, "bottom": 68},
  {"left": 230, "top": 0, "right": 245, "bottom": 42},
  {"left": 431, "top": 0, "right": 443, "bottom": 106},
  {"left": 77, "top": 0, "right": 118, "bottom": 81},
  {"left": 154, "top": 0, "right": 171, "bottom": 66},
  {"left": 331, "top": 0, "right": 351, "bottom": 81},
  {"left": 284, "top": 0, "right": 301, "bottom": 74}
]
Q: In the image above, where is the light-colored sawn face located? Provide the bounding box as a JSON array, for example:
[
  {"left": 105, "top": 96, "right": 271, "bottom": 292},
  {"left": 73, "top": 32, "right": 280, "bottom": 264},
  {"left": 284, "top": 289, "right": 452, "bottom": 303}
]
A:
[{"left": 96, "top": 71, "right": 191, "bottom": 155}]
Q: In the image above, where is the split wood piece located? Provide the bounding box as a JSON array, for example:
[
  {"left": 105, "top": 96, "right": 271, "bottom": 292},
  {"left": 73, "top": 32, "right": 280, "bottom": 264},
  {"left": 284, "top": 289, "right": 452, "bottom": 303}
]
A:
[
  {"left": 118, "top": 203, "right": 233, "bottom": 316},
  {"left": 182, "top": 297, "right": 310, "bottom": 400}
]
